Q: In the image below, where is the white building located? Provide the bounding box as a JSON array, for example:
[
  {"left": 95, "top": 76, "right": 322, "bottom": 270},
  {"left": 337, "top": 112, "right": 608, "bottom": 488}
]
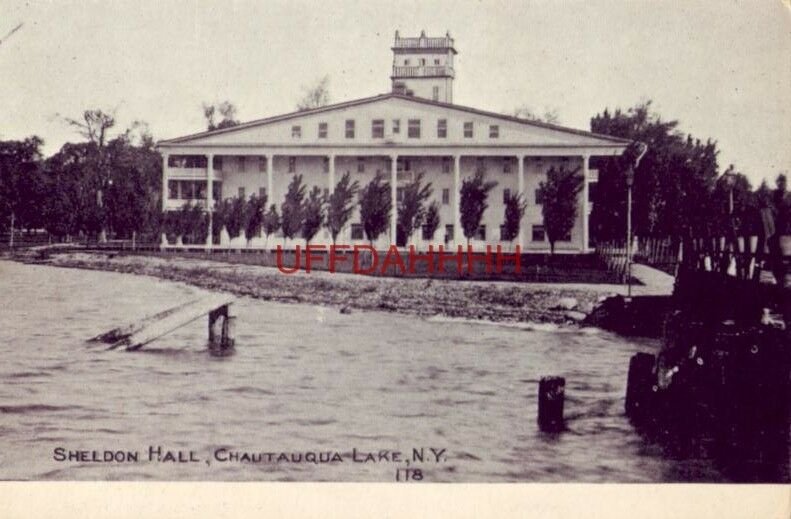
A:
[{"left": 158, "top": 31, "right": 629, "bottom": 252}]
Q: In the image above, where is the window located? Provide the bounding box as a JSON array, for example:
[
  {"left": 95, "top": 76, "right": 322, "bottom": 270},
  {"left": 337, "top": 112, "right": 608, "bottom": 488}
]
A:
[
  {"left": 345, "top": 119, "right": 355, "bottom": 139},
  {"left": 463, "top": 121, "right": 473, "bottom": 138},
  {"left": 238, "top": 156, "right": 245, "bottom": 172},
  {"left": 432, "top": 86, "right": 439, "bottom": 101},
  {"left": 357, "top": 157, "right": 365, "bottom": 173},
  {"left": 318, "top": 122, "right": 328, "bottom": 139},
  {"left": 288, "top": 157, "right": 296, "bottom": 173},
  {"left": 168, "top": 155, "right": 208, "bottom": 168},
  {"left": 194, "top": 182, "right": 206, "bottom": 200},
  {"left": 422, "top": 225, "right": 434, "bottom": 240},
  {"left": 392, "top": 119, "right": 400, "bottom": 134},
  {"left": 419, "top": 58, "right": 426, "bottom": 66},
  {"left": 167, "top": 180, "right": 179, "bottom": 199},
  {"left": 396, "top": 187, "right": 405, "bottom": 202},
  {"left": 291, "top": 125, "right": 301, "bottom": 139},
  {"left": 503, "top": 188, "right": 511, "bottom": 204},
  {"left": 503, "top": 159, "right": 512, "bottom": 174},
  {"left": 404, "top": 59, "right": 410, "bottom": 66},
  {"left": 476, "top": 225, "right": 486, "bottom": 241},
  {"left": 351, "top": 224, "right": 364, "bottom": 240},
  {"left": 442, "top": 157, "right": 451, "bottom": 174},
  {"left": 323, "top": 157, "right": 329, "bottom": 173},
  {"left": 213, "top": 181, "right": 222, "bottom": 202},
  {"left": 442, "top": 188, "right": 450, "bottom": 205},
  {"left": 434, "top": 58, "right": 440, "bottom": 65},
  {"left": 258, "top": 157, "right": 266, "bottom": 172},
  {"left": 408, "top": 119, "right": 421, "bottom": 138},
  {"left": 238, "top": 187, "right": 245, "bottom": 199},
  {"left": 437, "top": 119, "right": 447, "bottom": 138},
  {"left": 489, "top": 125, "right": 499, "bottom": 138},
  {"left": 179, "top": 181, "right": 193, "bottom": 200},
  {"left": 532, "top": 225, "right": 546, "bottom": 242},
  {"left": 444, "top": 224, "right": 454, "bottom": 244},
  {"left": 371, "top": 119, "right": 384, "bottom": 139},
  {"left": 535, "top": 188, "right": 544, "bottom": 205},
  {"left": 213, "top": 156, "right": 223, "bottom": 171}
]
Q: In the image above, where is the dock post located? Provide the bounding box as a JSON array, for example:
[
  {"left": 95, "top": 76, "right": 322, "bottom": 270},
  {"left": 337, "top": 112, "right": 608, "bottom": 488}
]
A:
[
  {"left": 538, "top": 376, "right": 566, "bottom": 432},
  {"left": 221, "top": 313, "right": 236, "bottom": 349},
  {"left": 208, "top": 305, "right": 228, "bottom": 347},
  {"left": 625, "top": 352, "right": 656, "bottom": 421}
]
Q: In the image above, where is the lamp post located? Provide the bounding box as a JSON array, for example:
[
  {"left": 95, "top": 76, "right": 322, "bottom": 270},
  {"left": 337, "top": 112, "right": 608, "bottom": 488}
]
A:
[{"left": 626, "top": 166, "right": 634, "bottom": 298}]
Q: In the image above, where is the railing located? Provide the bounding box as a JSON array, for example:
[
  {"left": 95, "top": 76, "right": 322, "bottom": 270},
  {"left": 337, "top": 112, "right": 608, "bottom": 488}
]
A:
[
  {"left": 595, "top": 241, "right": 631, "bottom": 283},
  {"left": 634, "top": 237, "right": 681, "bottom": 275},
  {"left": 392, "top": 65, "right": 454, "bottom": 78},
  {"left": 393, "top": 37, "right": 453, "bottom": 49}
]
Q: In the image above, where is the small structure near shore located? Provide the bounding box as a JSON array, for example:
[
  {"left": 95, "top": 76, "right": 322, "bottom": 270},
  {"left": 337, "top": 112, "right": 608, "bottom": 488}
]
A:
[{"left": 89, "top": 294, "right": 236, "bottom": 352}]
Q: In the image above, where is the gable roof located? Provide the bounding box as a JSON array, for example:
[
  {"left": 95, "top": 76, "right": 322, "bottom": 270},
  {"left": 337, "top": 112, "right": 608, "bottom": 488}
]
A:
[{"left": 158, "top": 93, "right": 631, "bottom": 146}]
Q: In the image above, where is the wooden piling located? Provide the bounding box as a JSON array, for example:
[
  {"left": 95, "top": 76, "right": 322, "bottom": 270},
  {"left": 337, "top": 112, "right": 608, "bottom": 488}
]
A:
[
  {"left": 538, "top": 376, "right": 566, "bottom": 432},
  {"left": 625, "top": 352, "right": 656, "bottom": 420}
]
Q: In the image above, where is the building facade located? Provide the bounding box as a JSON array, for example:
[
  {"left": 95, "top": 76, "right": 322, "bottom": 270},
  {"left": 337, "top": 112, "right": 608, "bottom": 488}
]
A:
[{"left": 158, "top": 31, "right": 629, "bottom": 252}]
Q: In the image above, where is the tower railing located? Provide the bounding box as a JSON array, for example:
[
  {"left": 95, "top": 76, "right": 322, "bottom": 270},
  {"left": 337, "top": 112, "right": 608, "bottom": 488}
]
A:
[{"left": 392, "top": 65, "right": 454, "bottom": 78}]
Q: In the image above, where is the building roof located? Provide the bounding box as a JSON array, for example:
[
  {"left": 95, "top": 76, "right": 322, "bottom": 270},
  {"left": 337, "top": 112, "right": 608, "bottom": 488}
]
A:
[{"left": 158, "top": 93, "right": 632, "bottom": 147}]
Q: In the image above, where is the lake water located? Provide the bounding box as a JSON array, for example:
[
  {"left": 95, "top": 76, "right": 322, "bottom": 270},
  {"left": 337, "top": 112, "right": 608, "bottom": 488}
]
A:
[{"left": 0, "top": 259, "right": 739, "bottom": 482}]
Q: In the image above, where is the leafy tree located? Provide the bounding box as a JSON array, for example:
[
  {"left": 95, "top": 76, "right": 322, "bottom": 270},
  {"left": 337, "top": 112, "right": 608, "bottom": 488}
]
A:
[
  {"left": 262, "top": 204, "right": 281, "bottom": 248},
  {"left": 501, "top": 191, "right": 527, "bottom": 247},
  {"left": 244, "top": 192, "right": 267, "bottom": 246},
  {"left": 225, "top": 195, "right": 247, "bottom": 240},
  {"left": 296, "top": 75, "right": 331, "bottom": 111},
  {"left": 301, "top": 186, "right": 325, "bottom": 245},
  {"left": 325, "top": 172, "right": 359, "bottom": 245},
  {"left": 0, "top": 137, "right": 45, "bottom": 243},
  {"left": 281, "top": 174, "right": 306, "bottom": 242},
  {"left": 212, "top": 198, "right": 232, "bottom": 244},
  {"left": 203, "top": 101, "right": 240, "bottom": 130},
  {"left": 175, "top": 203, "right": 207, "bottom": 244},
  {"left": 538, "top": 166, "right": 583, "bottom": 254},
  {"left": 397, "top": 172, "right": 433, "bottom": 245},
  {"left": 358, "top": 173, "right": 392, "bottom": 246},
  {"left": 459, "top": 169, "right": 497, "bottom": 246},
  {"left": 590, "top": 101, "right": 719, "bottom": 241},
  {"left": 422, "top": 201, "right": 441, "bottom": 242}
]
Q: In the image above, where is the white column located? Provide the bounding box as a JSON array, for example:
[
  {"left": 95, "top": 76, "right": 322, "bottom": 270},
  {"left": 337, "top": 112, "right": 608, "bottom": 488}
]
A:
[
  {"left": 390, "top": 155, "right": 398, "bottom": 246},
  {"left": 582, "top": 154, "right": 590, "bottom": 253},
  {"left": 267, "top": 154, "right": 274, "bottom": 206},
  {"left": 453, "top": 155, "right": 461, "bottom": 247},
  {"left": 517, "top": 155, "right": 525, "bottom": 250},
  {"left": 161, "top": 152, "right": 169, "bottom": 211},
  {"left": 328, "top": 154, "right": 336, "bottom": 194},
  {"left": 206, "top": 153, "right": 214, "bottom": 247}
]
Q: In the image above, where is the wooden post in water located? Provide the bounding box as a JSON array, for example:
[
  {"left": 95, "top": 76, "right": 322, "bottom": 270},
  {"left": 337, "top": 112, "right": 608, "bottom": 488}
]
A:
[
  {"left": 208, "top": 304, "right": 228, "bottom": 348},
  {"left": 625, "top": 352, "right": 656, "bottom": 421},
  {"left": 538, "top": 376, "right": 566, "bottom": 432},
  {"left": 222, "top": 313, "right": 236, "bottom": 349}
]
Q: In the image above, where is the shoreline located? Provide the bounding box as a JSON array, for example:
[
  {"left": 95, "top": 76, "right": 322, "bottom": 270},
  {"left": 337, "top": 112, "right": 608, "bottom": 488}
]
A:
[{"left": 8, "top": 251, "right": 624, "bottom": 325}]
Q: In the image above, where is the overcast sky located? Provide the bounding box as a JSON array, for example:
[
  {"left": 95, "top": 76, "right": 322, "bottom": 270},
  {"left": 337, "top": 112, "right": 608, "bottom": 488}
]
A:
[{"left": 1, "top": 0, "right": 789, "bottom": 185}]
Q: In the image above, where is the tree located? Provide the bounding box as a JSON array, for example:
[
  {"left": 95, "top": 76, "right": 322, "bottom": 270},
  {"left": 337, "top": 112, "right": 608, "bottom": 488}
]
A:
[
  {"left": 262, "top": 204, "right": 281, "bottom": 249},
  {"left": 501, "top": 191, "right": 528, "bottom": 248},
  {"left": 203, "top": 101, "right": 240, "bottom": 131},
  {"left": 281, "top": 174, "right": 306, "bottom": 243},
  {"left": 224, "top": 195, "right": 246, "bottom": 240},
  {"left": 358, "top": 173, "right": 392, "bottom": 246},
  {"left": 59, "top": 109, "right": 116, "bottom": 147},
  {"left": 301, "top": 186, "right": 325, "bottom": 245},
  {"left": 296, "top": 75, "right": 330, "bottom": 111},
  {"left": 513, "top": 105, "right": 560, "bottom": 124},
  {"left": 422, "top": 201, "right": 441, "bottom": 243},
  {"left": 325, "top": 172, "right": 359, "bottom": 245},
  {"left": 212, "top": 198, "right": 232, "bottom": 244},
  {"left": 0, "top": 137, "right": 44, "bottom": 244},
  {"left": 244, "top": 192, "right": 267, "bottom": 246},
  {"left": 397, "top": 172, "right": 433, "bottom": 245},
  {"left": 459, "top": 169, "right": 497, "bottom": 246},
  {"left": 538, "top": 166, "right": 583, "bottom": 254},
  {"left": 175, "top": 202, "right": 207, "bottom": 244}
]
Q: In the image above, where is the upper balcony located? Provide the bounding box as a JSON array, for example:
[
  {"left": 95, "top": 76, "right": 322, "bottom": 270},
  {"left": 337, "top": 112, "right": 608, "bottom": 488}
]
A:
[
  {"left": 392, "top": 32, "right": 456, "bottom": 54},
  {"left": 391, "top": 65, "right": 455, "bottom": 79}
]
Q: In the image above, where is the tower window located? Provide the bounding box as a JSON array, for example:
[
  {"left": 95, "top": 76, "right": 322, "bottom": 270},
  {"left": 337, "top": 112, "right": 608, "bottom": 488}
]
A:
[
  {"left": 291, "top": 125, "right": 301, "bottom": 139},
  {"left": 371, "top": 119, "right": 384, "bottom": 139},
  {"left": 437, "top": 119, "right": 447, "bottom": 138},
  {"left": 392, "top": 119, "right": 400, "bottom": 134},
  {"left": 433, "top": 86, "right": 439, "bottom": 101},
  {"left": 318, "top": 122, "right": 328, "bottom": 139},
  {"left": 489, "top": 125, "right": 499, "bottom": 138},
  {"left": 464, "top": 122, "right": 473, "bottom": 138},
  {"left": 408, "top": 119, "right": 421, "bottom": 139},
  {"left": 345, "top": 119, "right": 355, "bottom": 139}
]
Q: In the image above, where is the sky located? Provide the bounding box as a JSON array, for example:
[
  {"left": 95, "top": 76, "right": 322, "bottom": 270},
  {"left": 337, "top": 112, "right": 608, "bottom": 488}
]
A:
[{"left": 1, "top": 0, "right": 789, "bottom": 185}]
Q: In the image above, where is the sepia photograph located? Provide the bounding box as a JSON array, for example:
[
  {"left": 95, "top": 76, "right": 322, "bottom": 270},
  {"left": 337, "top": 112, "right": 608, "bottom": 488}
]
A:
[{"left": 0, "top": 0, "right": 789, "bottom": 513}]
